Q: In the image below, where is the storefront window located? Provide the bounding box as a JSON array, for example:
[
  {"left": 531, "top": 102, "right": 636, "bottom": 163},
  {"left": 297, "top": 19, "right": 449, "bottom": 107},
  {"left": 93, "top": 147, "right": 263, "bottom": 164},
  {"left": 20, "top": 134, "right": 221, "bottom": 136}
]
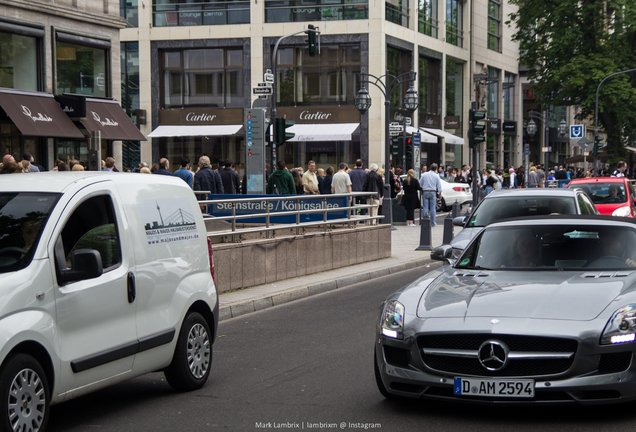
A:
[
  {"left": 159, "top": 135, "right": 245, "bottom": 177},
  {"left": 281, "top": 138, "right": 360, "bottom": 172},
  {"left": 265, "top": 0, "right": 368, "bottom": 22},
  {"left": 445, "top": 58, "right": 462, "bottom": 126},
  {"left": 486, "top": 134, "right": 497, "bottom": 167},
  {"left": 56, "top": 41, "right": 108, "bottom": 97},
  {"left": 0, "top": 32, "right": 39, "bottom": 91},
  {"left": 418, "top": 55, "right": 440, "bottom": 127},
  {"left": 154, "top": 0, "right": 250, "bottom": 26},
  {"left": 161, "top": 48, "right": 244, "bottom": 108},
  {"left": 275, "top": 45, "right": 360, "bottom": 106},
  {"left": 418, "top": 0, "right": 438, "bottom": 37}
]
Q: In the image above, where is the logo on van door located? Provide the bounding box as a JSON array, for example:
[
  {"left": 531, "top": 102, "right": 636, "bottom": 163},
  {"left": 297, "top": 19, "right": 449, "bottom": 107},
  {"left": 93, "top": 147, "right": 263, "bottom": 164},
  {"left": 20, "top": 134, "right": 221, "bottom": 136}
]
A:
[{"left": 138, "top": 198, "right": 199, "bottom": 246}]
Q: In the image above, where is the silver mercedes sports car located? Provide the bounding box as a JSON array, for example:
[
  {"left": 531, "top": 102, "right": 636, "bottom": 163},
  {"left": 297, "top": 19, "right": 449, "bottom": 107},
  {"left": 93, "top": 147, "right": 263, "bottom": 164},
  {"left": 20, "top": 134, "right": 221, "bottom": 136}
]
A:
[{"left": 375, "top": 216, "right": 636, "bottom": 405}]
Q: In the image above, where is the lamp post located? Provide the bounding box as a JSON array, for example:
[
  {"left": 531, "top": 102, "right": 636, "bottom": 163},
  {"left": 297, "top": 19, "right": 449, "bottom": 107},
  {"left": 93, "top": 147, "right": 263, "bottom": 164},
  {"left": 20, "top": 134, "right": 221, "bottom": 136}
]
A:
[
  {"left": 355, "top": 71, "right": 418, "bottom": 227},
  {"left": 526, "top": 109, "right": 567, "bottom": 187}
]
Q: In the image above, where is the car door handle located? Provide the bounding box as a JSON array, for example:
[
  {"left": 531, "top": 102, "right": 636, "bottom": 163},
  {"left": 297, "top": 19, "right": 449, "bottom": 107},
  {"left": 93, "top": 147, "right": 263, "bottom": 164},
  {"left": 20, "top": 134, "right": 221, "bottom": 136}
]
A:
[{"left": 127, "top": 272, "right": 136, "bottom": 303}]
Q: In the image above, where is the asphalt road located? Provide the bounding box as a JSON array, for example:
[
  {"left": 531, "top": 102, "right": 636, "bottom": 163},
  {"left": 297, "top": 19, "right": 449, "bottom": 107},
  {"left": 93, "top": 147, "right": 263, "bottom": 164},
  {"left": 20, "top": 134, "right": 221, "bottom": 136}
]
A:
[{"left": 47, "top": 264, "right": 635, "bottom": 432}]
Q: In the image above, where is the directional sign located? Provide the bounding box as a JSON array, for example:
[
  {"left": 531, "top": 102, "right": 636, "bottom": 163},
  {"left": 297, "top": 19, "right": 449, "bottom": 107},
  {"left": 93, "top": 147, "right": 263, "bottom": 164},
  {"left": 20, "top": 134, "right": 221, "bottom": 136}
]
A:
[
  {"left": 389, "top": 130, "right": 401, "bottom": 137},
  {"left": 264, "top": 69, "right": 274, "bottom": 83},
  {"left": 389, "top": 124, "right": 403, "bottom": 131},
  {"left": 405, "top": 117, "right": 412, "bottom": 126},
  {"left": 257, "top": 82, "right": 272, "bottom": 87},
  {"left": 584, "top": 151, "right": 589, "bottom": 156},
  {"left": 570, "top": 125, "right": 585, "bottom": 139},
  {"left": 253, "top": 87, "right": 273, "bottom": 95},
  {"left": 524, "top": 143, "right": 530, "bottom": 155},
  {"left": 576, "top": 137, "right": 591, "bottom": 146},
  {"left": 542, "top": 146, "right": 552, "bottom": 153}
]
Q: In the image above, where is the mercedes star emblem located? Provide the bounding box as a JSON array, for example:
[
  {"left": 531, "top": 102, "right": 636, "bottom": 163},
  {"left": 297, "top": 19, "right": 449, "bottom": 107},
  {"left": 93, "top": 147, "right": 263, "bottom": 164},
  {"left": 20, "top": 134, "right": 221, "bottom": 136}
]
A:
[{"left": 478, "top": 340, "right": 510, "bottom": 371}]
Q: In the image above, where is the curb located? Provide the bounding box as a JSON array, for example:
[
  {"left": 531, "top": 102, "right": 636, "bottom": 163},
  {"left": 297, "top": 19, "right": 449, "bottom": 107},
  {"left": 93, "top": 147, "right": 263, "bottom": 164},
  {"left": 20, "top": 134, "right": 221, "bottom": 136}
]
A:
[{"left": 218, "top": 257, "right": 435, "bottom": 321}]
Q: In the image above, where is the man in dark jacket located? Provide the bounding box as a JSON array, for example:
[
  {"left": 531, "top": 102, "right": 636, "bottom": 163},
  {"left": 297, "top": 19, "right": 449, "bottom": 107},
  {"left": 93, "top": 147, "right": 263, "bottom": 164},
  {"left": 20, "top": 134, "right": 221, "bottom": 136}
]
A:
[
  {"left": 349, "top": 159, "right": 367, "bottom": 214},
  {"left": 153, "top": 158, "right": 174, "bottom": 176},
  {"left": 219, "top": 159, "right": 240, "bottom": 194},
  {"left": 194, "top": 156, "right": 224, "bottom": 211},
  {"left": 266, "top": 160, "right": 296, "bottom": 195},
  {"left": 362, "top": 163, "right": 384, "bottom": 224}
]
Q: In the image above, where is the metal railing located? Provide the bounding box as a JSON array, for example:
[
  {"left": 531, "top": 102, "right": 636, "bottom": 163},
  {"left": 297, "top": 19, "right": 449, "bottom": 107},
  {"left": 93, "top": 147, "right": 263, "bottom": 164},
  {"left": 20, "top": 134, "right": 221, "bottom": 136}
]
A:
[{"left": 194, "top": 192, "right": 383, "bottom": 243}]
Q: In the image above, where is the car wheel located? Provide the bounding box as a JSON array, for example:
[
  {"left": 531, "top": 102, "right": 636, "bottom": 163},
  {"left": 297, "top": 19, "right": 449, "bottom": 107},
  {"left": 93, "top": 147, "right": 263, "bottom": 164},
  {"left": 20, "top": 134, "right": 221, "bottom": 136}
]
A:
[
  {"left": 165, "top": 312, "right": 212, "bottom": 391},
  {"left": 436, "top": 197, "right": 445, "bottom": 213},
  {"left": 0, "top": 354, "right": 50, "bottom": 432}
]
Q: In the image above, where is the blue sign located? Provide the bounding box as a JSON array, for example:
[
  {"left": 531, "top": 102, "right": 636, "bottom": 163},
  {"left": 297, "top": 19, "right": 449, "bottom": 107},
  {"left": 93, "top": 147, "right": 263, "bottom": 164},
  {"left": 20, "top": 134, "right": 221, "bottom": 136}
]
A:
[
  {"left": 570, "top": 125, "right": 584, "bottom": 139},
  {"left": 524, "top": 143, "right": 530, "bottom": 155},
  {"left": 413, "top": 133, "right": 421, "bottom": 147},
  {"left": 208, "top": 194, "right": 349, "bottom": 223}
]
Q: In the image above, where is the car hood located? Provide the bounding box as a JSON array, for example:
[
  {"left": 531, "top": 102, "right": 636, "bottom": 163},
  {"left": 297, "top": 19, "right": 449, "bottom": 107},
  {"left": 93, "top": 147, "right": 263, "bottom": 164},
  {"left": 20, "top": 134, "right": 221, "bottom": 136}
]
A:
[
  {"left": 450, "top": 227, "right": 481, "bottom": 251},
  {"left": 416, "top": 269, "right": 634, "bottom": 321}
]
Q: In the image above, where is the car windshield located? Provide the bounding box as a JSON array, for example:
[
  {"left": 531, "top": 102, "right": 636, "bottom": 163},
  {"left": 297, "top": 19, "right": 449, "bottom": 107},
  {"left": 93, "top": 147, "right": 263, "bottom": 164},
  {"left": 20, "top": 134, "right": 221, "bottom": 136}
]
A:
[
  {"left": 569, "top": 183, "right": 627, "bottom": 204},
  {"left": 0, "top": 193, "right": 60, "bottom": 273},
  {"left": 466, "top": 196, "right": 577, "bottom": 227},
  {"left": 457, "top": 225, "right": 636, "bottom": 271}
]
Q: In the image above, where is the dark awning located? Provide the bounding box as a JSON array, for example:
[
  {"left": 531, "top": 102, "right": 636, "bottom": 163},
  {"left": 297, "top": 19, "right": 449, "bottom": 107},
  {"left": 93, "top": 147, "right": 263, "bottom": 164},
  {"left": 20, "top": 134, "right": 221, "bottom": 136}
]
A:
[
  {"left": 81, "top": 98, "right": 146, "bottom": 141},
  {"left": 0, "top": 89, "right": 84, "bottom": 138}
]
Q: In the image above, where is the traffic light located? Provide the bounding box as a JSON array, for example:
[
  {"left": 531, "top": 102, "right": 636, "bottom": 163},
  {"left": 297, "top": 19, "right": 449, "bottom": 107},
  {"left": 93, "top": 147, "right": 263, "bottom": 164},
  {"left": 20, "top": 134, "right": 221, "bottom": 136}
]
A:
[
  {"left": 405, "top": 138, "right": 413, "bottom": 159},
  {"left": 468, "top": 109, "right": 486, "bottom": 148},
  {"left": 391, "top": 138, "right": 400, "bottom": 155},
  {"left": 593, "top": 135, "right": 605, "bottom": 157},
  {"left": 275, "top": 117, "right": 295, "bottom": 144},
  {"left": 306, "top": 25, "right": 317, "bottom": 57}
]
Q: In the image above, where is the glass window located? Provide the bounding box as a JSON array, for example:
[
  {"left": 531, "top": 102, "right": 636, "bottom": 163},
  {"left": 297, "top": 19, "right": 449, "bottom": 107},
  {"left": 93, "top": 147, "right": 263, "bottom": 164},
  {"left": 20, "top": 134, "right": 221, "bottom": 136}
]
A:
[
  {"left": 569, "top": 182, "right": 627, "bottom": 205},
  {"left": 265, "top": 0, "right": 368, "bottom": 23},
  {"left": 56, "top": 42, "right": 108, "bottom": 97},
  {"left": 120, "top": 0, "right": 139, "bottom": 27},
  {"left": 418, "top": 0, "right": 438, "bottom": 38},
  {"left": 445, "top": 58, "right": 462, "bottom": 121},
  {"left": 387, "top": 47, "right": 410, "bottom": 110},
  {"left": 503, "top": 73, "right": 515, "bottom": 121},
  {"left": 487, "top": 67, "right": 499, "bottom": 119},
  {"left": 161, "top": 48, "right": 244, "bottom": 108},
  {"left": 0, "top": 32, "right": 39, "bottom": 91},
  {"left": 418, "top": 56, "right": 440, "bottom": 121},
  {"left": 486, "top": 135, "right": 497, "bottom": 167},
  {"left": 386, "top": 0, "right": 409, "bottom": 27},
  {"left": 58, "top": 195, "right": 121, "bottom": 271},
  {"left": 0, "top": 193, "right": 60, "bottom": 273},
  {"left": 446, "top": 0, "right": 463, "bottom": 47},
  {"left": 275, "top": 45, "right": 361, "bottom": 106},
  {"left": 487, "top": 0, "right": 500, "bottom": 52},
  {"left": 153, "top": 0, "right": 250, "bottom": 26}
]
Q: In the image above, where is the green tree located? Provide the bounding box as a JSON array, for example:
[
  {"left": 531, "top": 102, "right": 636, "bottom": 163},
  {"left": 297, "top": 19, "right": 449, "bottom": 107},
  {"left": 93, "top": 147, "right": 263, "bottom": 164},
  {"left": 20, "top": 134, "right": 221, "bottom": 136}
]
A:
[{"left": 508, "top": 0, "right": 636, "bottom": 160}]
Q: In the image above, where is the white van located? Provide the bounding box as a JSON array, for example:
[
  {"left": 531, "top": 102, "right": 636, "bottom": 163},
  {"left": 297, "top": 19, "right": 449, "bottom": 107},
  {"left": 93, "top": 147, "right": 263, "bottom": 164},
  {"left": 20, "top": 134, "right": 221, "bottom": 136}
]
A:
[{"left": 0, "top": 172, "right": 218, "bottom": 431}]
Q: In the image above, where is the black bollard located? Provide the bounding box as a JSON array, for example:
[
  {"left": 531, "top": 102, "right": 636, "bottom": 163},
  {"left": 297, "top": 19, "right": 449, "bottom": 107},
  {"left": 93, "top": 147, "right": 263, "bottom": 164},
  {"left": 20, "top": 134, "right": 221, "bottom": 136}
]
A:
[
  {"left": 451, "top": 200, "right": 461, "bottom": 218},
  {"left": 442, "top": 213, "right": 453, "bottom": 245},
  {"left": 416, "top": 215, "right": 432, "bottom": 251}
]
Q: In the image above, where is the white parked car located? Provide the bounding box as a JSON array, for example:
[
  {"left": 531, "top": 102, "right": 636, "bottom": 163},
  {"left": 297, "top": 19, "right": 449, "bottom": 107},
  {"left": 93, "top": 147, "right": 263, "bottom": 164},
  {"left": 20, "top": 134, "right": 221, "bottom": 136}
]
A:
[
  {"left": 0, "top": 172, "right": 218, "bottom": 432},
  {"left": 402, "top": 174, "right": 472, "bottom": 212}
]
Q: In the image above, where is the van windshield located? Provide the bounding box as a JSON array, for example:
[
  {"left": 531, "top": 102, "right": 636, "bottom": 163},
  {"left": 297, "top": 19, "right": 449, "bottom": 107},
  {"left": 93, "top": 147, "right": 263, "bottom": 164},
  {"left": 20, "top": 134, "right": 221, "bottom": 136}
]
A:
[{"left": 0, "top": 193, "right": 60, "bottom": 273}]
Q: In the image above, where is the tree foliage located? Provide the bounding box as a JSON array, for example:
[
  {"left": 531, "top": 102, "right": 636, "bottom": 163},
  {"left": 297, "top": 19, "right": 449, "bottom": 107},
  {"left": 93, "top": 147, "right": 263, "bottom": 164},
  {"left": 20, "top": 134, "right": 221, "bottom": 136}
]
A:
[{"left": 507, "top": 0, "right": 636, "bottom": 158}]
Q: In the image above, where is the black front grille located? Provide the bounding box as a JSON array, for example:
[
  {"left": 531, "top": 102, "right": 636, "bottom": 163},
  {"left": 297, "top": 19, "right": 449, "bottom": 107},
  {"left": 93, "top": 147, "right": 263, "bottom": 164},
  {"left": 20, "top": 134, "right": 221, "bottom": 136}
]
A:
[
  {"left": 384, "top": 346, "right": 410, "bottom": 368},
  {"left": 598, "top": 352, "right": 632, "bottom": 374},
  {"left": 418, "top": 334, "right": 578, "bottom": 377}
]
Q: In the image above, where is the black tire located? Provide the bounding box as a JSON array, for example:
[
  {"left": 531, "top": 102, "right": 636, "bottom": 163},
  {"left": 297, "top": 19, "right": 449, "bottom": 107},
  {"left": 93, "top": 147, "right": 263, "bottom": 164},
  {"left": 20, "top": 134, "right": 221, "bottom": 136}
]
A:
[
  {"left": 0, "top": 354, "right": 50, "bottom": 432},
  {"left": 436, "top": 197, "right": 445, "bottom": 213},
  {"left": 165, "top": 312, "right": 212, "bottom": 391}
]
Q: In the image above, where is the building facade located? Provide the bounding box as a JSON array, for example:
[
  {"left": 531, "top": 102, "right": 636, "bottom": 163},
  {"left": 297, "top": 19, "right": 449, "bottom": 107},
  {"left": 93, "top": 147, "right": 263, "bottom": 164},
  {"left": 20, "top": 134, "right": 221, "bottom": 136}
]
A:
[
  {"left": 118, "top": 0, "right": 531, "bottom": 175},
  {"left": 0, "top": 0, "right": 144, "bottom": 170}
]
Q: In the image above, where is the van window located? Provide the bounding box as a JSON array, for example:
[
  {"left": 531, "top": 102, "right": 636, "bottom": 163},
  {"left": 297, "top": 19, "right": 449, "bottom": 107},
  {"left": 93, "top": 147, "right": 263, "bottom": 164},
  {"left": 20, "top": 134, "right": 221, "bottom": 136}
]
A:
[
  {"left": 60, "top": 195, "right": 122, "bottom": 270},
  {"left": 0, "top": 193, "right": 60, "bottom": 273}
]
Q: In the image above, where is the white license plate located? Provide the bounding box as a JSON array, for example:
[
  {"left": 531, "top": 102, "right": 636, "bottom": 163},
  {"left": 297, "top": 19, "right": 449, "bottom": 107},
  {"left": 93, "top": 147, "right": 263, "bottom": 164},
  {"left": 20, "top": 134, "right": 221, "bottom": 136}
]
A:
[{"left": 454, "top": 377, "right": 535, "bottom": 398}]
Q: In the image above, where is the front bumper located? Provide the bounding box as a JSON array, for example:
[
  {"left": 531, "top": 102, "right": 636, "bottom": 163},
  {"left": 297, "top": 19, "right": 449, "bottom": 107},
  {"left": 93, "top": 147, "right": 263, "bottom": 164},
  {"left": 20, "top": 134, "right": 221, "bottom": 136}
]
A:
[{"left": 375, "top": 332, "right": 636, "bottom": 405}]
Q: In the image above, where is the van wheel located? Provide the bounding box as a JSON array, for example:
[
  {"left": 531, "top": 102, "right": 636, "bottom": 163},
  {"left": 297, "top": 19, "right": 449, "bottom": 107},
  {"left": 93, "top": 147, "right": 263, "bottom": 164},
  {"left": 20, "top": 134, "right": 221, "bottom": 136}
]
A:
[
  {"left": 0, "top": 354, "right": 50, "bottom": 432},
  {"left": 165, "top": 312, "right": 212, "bottom": 391}
]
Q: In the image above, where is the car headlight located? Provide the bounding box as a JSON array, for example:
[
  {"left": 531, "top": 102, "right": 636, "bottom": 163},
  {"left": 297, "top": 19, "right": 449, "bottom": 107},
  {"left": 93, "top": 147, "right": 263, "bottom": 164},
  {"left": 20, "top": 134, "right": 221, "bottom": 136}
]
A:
[
  {"left": 612, "top": 206, "right": 631, "bottom": 217},
  {"left": 601, "top": 305, "right": 636, "bottom": 345},
  {"left": 380, "top": 300, "right": 405, "bottom": 339}
]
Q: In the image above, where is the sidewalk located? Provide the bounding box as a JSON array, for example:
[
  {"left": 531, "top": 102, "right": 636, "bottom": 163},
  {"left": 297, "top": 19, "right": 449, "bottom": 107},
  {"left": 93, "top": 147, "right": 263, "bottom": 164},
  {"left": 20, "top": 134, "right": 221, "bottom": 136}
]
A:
[{"left": 218, "top": 219, "right": 450, "bottom": 321}]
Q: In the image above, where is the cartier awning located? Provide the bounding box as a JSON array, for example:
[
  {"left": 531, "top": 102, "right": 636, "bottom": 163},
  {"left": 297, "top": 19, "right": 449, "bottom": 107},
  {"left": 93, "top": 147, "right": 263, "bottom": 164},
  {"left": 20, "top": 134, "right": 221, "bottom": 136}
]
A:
[
  {"left": 81, "top": 98, "right": 146, "bottom": 141},
  {"left": 420, "top": 127, "right": 465, "bottom": 145},
  {"left": 0, "top": 89, "right": 84, "bottom": 138},
  {"left": 288, "top": 123, "right": 359, "bottom": 141},
  {"left": 147, "top": 125, "right": 243, "bottom": 137}
]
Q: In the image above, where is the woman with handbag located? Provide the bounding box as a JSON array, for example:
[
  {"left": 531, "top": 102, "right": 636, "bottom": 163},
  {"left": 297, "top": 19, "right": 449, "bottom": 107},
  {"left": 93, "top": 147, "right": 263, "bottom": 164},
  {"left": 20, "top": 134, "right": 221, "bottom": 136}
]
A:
[{"left": 402, "top": 169, "right": 423, "bottom": 227}]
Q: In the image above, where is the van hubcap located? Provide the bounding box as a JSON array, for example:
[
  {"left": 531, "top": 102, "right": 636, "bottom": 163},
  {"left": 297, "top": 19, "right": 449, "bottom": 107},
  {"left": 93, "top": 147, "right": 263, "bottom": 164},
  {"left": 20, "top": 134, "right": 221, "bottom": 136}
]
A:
[
  {"left": 8, "top": 369, "right": 45, "bottom": 432},
  {"left": 187, "top": 323, "right": 210, "bottom": 379}
]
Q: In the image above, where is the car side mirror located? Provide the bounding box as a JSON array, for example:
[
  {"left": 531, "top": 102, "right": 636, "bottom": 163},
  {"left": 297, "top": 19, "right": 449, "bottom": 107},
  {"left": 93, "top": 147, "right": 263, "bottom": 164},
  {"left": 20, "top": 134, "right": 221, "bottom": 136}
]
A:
[
  {"left": 55, "top": 240, "right": 103, "bottom": 285},
  {"left": 453, "top": 216, "right": 466, "bottom": 227},
  {"left": 431, "top": 245, "right": 453, "bottom": 262}
]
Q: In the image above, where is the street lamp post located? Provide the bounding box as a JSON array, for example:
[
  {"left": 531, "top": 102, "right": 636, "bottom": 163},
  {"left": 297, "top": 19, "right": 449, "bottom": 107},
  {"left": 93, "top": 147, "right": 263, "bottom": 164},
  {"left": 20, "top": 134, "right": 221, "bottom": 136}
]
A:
[
  {"left": 355, "top": 71, "right": 418, "bottom": 227},
  {"left": 526, "top": 109, "right": 567, "bottom": 187}
]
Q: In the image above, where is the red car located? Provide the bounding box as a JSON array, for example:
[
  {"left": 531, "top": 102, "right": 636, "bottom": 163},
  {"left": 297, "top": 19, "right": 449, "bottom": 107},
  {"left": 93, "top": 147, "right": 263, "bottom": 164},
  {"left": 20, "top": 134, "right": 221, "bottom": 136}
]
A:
[{"left": 567, "top": 177, "right": 636, "bottom": 217}]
